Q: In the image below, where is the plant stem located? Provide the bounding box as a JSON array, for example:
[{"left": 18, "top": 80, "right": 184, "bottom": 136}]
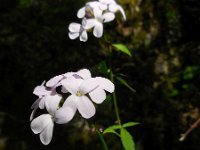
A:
[
  {"left": 110, "top": 71, "right": 121, "bottom": 125},
  {"left": 95, "top": 126, "right": 109, "bottom": 150}
]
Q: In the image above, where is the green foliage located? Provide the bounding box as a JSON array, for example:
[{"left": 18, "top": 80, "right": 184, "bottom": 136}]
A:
[
  {"left": 19, "top": 0, "right": 30, "bottom": 7},
  {"left": 120, "top": 128, "right": 135, "bottom": 150},
  {"left": 115, "top": 76, "right": 136, "bottom": 93},
  {"left": 122, "top": 122, "right": 140, "bottom": 128},
  {"left": 183, "top": 66, "right": 199, "bottom": 80},
  {"left": 112, "top": 44, "right": 132, "bottom": 57}
]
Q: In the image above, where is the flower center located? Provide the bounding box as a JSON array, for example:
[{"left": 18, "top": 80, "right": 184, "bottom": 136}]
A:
[{"left": 76, "top": 91, "right": 83, "bottom": 97}]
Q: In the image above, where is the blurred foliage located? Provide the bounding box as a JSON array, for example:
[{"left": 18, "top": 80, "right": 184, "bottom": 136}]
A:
[{"left": 0, "top": 0, "right": 200, "bottom": 150}]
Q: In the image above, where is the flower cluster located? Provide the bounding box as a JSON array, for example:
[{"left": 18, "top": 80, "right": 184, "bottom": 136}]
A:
[
  {"left": 68, "top": 0, "right": 126, "bottom": 42},
  {"left": 30, "top": 69, "right": 114, "bottom": 145}
]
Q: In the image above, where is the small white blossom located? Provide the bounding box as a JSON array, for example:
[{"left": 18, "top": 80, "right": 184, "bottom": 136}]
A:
[
  {"left": 61, "top": 75, "right": 114, "bottom": 119},
  {"left": 99, "top": 0, "right": 126, "bottom": 20},
  {"left": 31, "top": 97, "right": 75, "bottom": 145}
]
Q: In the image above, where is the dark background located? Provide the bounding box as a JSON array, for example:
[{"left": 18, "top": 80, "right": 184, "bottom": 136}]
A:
[{"left": 0, "top": 0, "right": 200, "bottom": 149}]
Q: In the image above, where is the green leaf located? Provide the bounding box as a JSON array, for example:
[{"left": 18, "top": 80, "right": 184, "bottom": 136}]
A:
[
  {"left": 120, "top": 128, "right": 135, "bottom": 150},
  {"left": 116, "top": 76, "right": 136, "bottom": 93},
  {"left": 112, "top": 44, "right": 132, "bottom": 56},
  {"left": 122, "top": 122, "right": 140, "bottom": 128},
  {"left": 19, "top": 0, "right": 30, "bottom": 7},
  {"left": 103, "top": 128, "right": 119, "bottom": 136},
  {"left": 98, "top": 61, "right": 109, "bottom": 75}
]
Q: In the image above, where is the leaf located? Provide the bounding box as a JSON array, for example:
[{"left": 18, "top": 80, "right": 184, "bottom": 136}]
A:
[
  {"left": 116, "top": 76, "right": 136, "bottom": 93},
  {"left": 19, "top": 0, "right": 30, "bottom": 7},
  {"left": 103, "top": 128, "right": 119, "bottom": 136},
  {"left": 122, "top": 122, "right": 140, "bottom": 128},
  {"left": 120, "top": 128, "right": 135, "bottom": 150},
  {"left": 98, "top": 61, "right": 109, "bottom": 75},
  {"left": 112, "top": 44, "right": 132, "bottom": 56}
]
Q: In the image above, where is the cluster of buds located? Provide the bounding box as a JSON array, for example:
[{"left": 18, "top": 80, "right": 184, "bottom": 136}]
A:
[
  {"left": 30, "top": 69, "right": 114, "bottom": 145},
  {"left": 68, "top": 0, "right": 126, "bottom": 42}
]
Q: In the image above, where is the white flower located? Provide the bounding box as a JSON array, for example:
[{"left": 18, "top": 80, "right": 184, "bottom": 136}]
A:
[
  {"left": 99, "top": 0, "right": 126, "bottom": 20},
  {"left": 84, "top": 5, "right": 115, "bottom": 38},
  {"left": 31, "top": 97, "right": 75, "bottom": 145},
  {"left": 61, "top": 76, "right": 114, "bottom": 119},
  {"left": 77, "top": 1, "right": 107, "bottom": 19},
  {"left": 68, "top": 18, "right": 94, "bottom": 42},
  {"left": 30, "top": 82, "right": 52, "bottom": 120}
]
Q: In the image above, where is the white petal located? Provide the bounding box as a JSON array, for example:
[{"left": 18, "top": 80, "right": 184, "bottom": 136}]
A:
[
  {"left": 31, "top": 114, "right": 52, "bottom": 134},
  {"left": 61, "top": 78, "right": 83, "bottom": 94},
  {"left": 95, "top": 77, "right": 115, "bottom": 92},
  {"left": 77, "top": 7, "right": 86, "bottom": 18},
  {"left": 80, "top": 78, "right": 99, "bottom": 94},
  {"left": 68, "top": 23, "right": 81, "bottom": 32},
  {"left": 84, "top": 19, "right": 96, "bottom": 29},
  {"left": 80, "top": 30, "right": 88, "bottom": 42},
  {"left": 31, "top": 98, "right": 40, "bottom": 109},
  {"left": 45, "top": 94, "right": 62, "bottom": 115},
  {"left": 46, "top": 75, "right": 63, "bottom": 87},
  {"left": 103, "top": 12, "right": 115, "bottom": 23},
  {"left": 30, "top": 108, "right": 38, "bottom": 121},
  {"left": 62, "top": 95, "right": 77, "bottom": 109},
  {"left": 108, "top": 3, "right": 118, "bottom": 12},
  {"left": 117, "top": 5, "right": 126, "bottom": 20},
  {"left": 39, "top": 97, "right": 46, "bottom": 109},
  {"left": 93, "top": 22, "right": 103, "bottom": 38},
  {"left": 33, "top": 85, "right": 50, "bottom": 97},
  {"left": 77, "top": 69, "right": 91, "bottom": 79},
  {"left": 89, "top": 88, "right": 106, "bottom": 104},
  {"left": 40, "top": 120, "right": 54, "bottom": 145},
  {"left": 76, "top": 96, "right": 96, "bottom": 119},
  {"left": 69, "top": 32, "right": 79, "bottom": 40},
  {"left": 55, "top": 107, "right": 76, "bottom": 124}
]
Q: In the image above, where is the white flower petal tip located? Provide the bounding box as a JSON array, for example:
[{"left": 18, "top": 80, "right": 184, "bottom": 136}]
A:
[
  {"left": 30, "top": 114, "right": 52, "bottom": 134},
  {"left": 39, "top": 121, "right": 54, "bottom": 145}
]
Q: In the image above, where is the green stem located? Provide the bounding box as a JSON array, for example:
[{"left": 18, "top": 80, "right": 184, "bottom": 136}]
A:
[
  {"left": 110, "top": 71, "right": 121, "bottom": 125},
  {"left": 95, "top": 126, "right": 109, "bottom": 150}
]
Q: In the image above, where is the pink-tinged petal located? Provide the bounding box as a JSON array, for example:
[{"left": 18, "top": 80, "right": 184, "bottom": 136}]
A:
[
  {"left": 69, "top": 32, "right": 79, "bottom": 40},
  {"left": 103, "top": 12, "right": 115, "bottom": 23},
  {"left": 68, "top": 23, "right": 81, "bottom": 32},
  {"left": 39, "top": 120, "right": 54, "bottom": 145},
  {"left": 80, "top": 78, "right": 99, "bottom": 94},
  {"left": 89, "top": 88, "right": 106, "bottom": 104},
  {"left": 77, "top": 7, "right": 86, "bottom": 18},
  {"left": 80, "top": 30, "right": 88, "bottom": 42},
  {"left": 63, "top": 72, "right": 75, "bottom": 78},
  {"left": 77, "top": 69, "right": 91, "bottom": 79},
  {"left": 61, "top": 78, "right": 83, "bottom": 94},
  {"left": 95, "top": 77, "right": 115, "bottom": 92},
  {"left": 31, "top": 114, "right": 52, "bottom": 134},
  {"left": 117, "top": 5, "right": 126, "bottom": 20},
  {"left": 33, "top": 85, "right": 50, "bottom": 97},
  {"left": 84, "top": 19, "right": 96, "bottom": 29},
  {"left": 76, "top": 96, "right": 96, "bottom": 119},
  {"left": 46, "top": 75, "right": 63, "bottom": 88},
  {"left": 93, "top": 22, "right": 103, "bottom": 38},
  {"left": 55, "top": 107, "right": 76, "bottom": 124},
  {"left": 61, "top": 86, "right": 68, "bottom": 93},
  {"left": 45, "top": 94, "right": 62, "bottom": 115}
]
